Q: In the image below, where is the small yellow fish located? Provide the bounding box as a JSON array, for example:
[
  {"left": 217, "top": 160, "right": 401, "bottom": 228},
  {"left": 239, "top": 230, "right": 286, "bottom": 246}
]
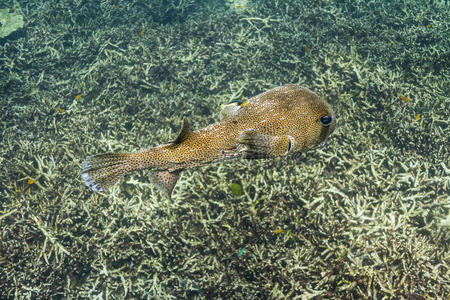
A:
[
  {"left": 139, "top": 29, "right": 145, "bottom": 36},
  {"left": 415, "top": 113, "right": 421, "bottom": 121},
  {"left": 236, "top": 4, "right": 242, "bottom": 9},
  {"left": 240, "top": 100, "right": 248, "bottom": 108},
  {"left": 400, "top": 95, "right": 411, "bottom": 102},
  {"left": 303, "top": 46, "right": 311, "bottom": 52},
  {"left": 82, "top": 85, "right": 336, "bottom": 198},
  {"left": 426, "top": 24, "right": 431, "bottom": 28},
  {"left": 57, "top": 107, "right": 65, "bottom": 113},
  {"left": 27, "top": 179, "right": 34, "bottom": 185},
  {"left": 75, "top": 94, "right": 82, "bottom": 100},
  {"left": 274, "top": 228, "right": 283, "bottom": 234},
  {"left": 114, "top": 4, "right": 118, "bottom": 9}
]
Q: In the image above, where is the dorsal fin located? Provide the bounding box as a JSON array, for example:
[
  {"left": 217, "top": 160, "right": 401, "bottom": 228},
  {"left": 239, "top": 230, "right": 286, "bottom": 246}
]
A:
[{"left": 173, "top": 118, "right": 191, "bottom": 144}]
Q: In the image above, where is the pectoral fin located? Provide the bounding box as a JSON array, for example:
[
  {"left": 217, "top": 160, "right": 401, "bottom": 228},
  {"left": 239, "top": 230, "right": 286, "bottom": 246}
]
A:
[
  {"left": 149, "top": 170, "right": 182, "bottom": 200},
  {"left": 238, "top": 130, "right": 292, "bottom": 159}
]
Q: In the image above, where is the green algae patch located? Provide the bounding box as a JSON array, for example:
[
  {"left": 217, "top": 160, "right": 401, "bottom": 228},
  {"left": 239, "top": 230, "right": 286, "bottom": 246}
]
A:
[
  {"left": 229, "top": 183, "right": 244, "bottom": 196},
  {"left": 0, "top": 8, "right": 24, "bottom": 38}
]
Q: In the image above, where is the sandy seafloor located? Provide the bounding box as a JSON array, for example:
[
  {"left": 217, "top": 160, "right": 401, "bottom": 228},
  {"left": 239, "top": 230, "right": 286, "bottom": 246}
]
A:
[{"left": 0, "top": 0, "right": 449, "bottom": 299}]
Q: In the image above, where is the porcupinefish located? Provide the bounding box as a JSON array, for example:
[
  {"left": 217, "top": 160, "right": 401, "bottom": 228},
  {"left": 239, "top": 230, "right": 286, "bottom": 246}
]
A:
[{"left": 82, "top": 84, "right": 336, "bottom": 198}]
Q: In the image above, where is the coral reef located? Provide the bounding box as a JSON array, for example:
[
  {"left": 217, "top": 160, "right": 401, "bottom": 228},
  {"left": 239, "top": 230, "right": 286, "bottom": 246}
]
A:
[{"left": 0, "top": 0, "right": 448, "bottom": 299}]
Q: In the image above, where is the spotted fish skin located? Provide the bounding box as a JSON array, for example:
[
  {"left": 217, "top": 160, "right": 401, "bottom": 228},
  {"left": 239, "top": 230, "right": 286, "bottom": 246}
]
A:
[{"left": 82, "top": 84, "right": 336, "bottom": 196}]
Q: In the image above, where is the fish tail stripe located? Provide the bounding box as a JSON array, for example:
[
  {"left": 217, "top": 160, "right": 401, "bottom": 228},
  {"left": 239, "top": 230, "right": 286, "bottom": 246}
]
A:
[{"left": 81, "top": 153, "right": 133, "bottom": 192}]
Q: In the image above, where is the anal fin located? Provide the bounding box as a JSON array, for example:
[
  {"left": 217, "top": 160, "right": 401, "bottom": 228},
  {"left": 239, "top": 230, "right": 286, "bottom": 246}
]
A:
[{"left": 149, "top": 170, "right": 182, "bottom": 200}]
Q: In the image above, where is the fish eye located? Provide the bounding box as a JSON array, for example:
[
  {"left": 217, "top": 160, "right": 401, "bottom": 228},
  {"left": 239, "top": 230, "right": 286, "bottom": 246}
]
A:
[{"left": 320, "top": 115, "right": 333, "bottom": 126}]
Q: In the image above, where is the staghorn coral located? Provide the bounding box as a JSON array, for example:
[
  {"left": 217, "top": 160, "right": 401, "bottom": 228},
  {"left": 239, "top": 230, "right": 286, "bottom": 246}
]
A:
[{"left": 0, "top": 0, "right": 448, "bottom": 299}]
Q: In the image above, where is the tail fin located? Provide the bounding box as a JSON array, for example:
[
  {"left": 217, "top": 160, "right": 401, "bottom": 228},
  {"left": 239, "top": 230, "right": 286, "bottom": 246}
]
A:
[{"left": 81, "top": 153, "right": 133, "bottom": 192}]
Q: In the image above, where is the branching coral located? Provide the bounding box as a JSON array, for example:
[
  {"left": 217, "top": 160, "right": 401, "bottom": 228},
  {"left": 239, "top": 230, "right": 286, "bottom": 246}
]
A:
[{"left": 0, "top": 0, "right": 448, "bottom": 299}]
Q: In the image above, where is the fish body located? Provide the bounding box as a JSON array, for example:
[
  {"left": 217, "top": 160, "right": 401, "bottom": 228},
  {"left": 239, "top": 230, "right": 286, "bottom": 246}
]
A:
[{"left": 82, "top": 84, "right": 336, "bottom": 197}]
